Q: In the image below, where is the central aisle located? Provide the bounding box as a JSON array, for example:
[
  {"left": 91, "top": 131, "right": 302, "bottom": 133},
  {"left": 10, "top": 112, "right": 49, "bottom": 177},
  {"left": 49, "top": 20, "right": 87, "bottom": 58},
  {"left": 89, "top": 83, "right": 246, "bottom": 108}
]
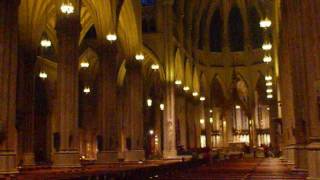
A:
[{"left": 159, "top": 158, "right": 307, "bottom": 180}]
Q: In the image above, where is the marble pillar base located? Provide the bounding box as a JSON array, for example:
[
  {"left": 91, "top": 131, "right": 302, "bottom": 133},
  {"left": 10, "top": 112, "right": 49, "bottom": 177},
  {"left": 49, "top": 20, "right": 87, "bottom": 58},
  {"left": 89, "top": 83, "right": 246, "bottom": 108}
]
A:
[
  {"left": 287, "top": 144, "right": 308, "bottom": 172},
  {"left": 53, "top": 151, "right": 80, "bottom": 167},
  {"left": 307, "top": 142, "right": 320, "bottom": 180},
  {"left": 285, "top": 145, "right": 296, "bottom": 165},
  {"left": 163, "top": 150, "right": 177, "bottom": 159},
  {"left": 0, "top": 151, "right": 17, "bottom": 174},
  {"left": 122, "top": 150, "right": 145, "bottom": 162},
  {"left": 22, "top": 153, "right": 35, "bottom": 166},
  {"left": 97, "top": 151, "right": 119, "bottom": 163}
]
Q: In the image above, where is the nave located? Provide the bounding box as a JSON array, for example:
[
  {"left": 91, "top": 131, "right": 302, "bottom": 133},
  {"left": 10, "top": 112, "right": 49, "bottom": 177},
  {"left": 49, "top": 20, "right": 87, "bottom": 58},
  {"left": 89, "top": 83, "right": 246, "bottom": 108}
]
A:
[
  {"left": 160, "top": 159, "right": 307, "bottom": 180},
  {"left": 5, "top": 158, "right": 307, "bottom": 180}
]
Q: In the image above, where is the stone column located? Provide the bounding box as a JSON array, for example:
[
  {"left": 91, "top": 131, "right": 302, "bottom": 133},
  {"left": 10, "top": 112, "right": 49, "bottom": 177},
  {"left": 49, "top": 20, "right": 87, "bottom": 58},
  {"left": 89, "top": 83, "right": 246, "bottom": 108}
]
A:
[
  {"left": 123, "top": 60, "right": 144, "bottom": 161},
  {"left": 299, "top": 1, "right": 320, "bottom": 179},
  {"left": 17, "top": 49, "right": 37, "bottom": 166},
  {"left": 175, "top": 95, "right": 187, "bottom": 149},
  {"left": 204, "top": 106, "right": 212, "bottom": 148},
  {"left": 163, "top": 83, "right": 177, "bottom": 158},
  {"left": 186, "top": 100, "right": 196, "bottom": 149},
  {"left": 280, "top": 0, "right": 320, "bottom": 176},
  {"left": 54, "top": 1, "right": 81, "bottom": 167},
  {"left": 0, "top": 0, "right": 19, "bottom": 174},
  {"left": 97, "top": 45, "right": 119, "bottom": 163}
]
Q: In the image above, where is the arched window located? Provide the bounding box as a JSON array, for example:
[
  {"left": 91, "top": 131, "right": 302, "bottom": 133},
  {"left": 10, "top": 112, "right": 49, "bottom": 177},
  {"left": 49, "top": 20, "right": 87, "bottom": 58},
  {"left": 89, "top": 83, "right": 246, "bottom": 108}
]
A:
[
  {"left": 141, "top": 0, "right": 155, "bottom": 6},
  {"left": 248, "top": 7, "right": 263, "bottom": 49},
  {"left": 198, "top": 10, "right": 207, "bottom": 49},
  {"left": 228, "top": 6, "right": 244, "bottom": 51},
  {"left": 210, "top": 8, "right": 223, "bottom": 52}
]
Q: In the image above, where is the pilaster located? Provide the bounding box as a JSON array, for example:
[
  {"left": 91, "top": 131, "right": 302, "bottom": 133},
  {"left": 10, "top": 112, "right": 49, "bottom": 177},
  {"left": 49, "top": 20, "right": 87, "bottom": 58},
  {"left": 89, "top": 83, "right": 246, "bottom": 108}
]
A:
[
  {"left": 0, "top": 0, "right": 20, "bottom": 174},
  {"left": 97, "top": 44, "right": 119, "bottom": 163},
  {"left": 163, "top": 83, "right": 177, "bottom": 159},
  {"left": 54, "top": 1, "right": 81, "bottom": 167}
]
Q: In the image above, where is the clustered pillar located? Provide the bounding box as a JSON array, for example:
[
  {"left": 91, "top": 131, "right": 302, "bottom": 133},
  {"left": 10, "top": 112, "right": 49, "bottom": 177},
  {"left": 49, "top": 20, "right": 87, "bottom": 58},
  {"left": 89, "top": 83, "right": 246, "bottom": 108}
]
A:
[
  {"left": 0, "top": 0, "right": 20, "bottom": 174},
  {"left": 54, "top": 2, "right": 81, "bottom": 167}
]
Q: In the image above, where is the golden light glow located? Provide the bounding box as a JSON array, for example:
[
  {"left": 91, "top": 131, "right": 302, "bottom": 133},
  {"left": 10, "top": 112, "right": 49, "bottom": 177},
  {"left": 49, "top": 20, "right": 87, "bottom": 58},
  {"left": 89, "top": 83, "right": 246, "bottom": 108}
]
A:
[
  {"left": 83, "top": 87, "right": 91, "bottom": 94},
  {"left": 235, "top": 105, "right": 241, "bottom": 109},
  {"left": 266, "top": 89, "right": 273, "bottom": 93},
  {"left": 39, "top": 72, "right": 48, "bottom": 79},
  {"left": 265, "top": 75, "right": 273, "bottom": 81},
  {"left": 267, "top": 94, "right": 273, "bottom": 99},
  {"left": 135, "top": 53, "right": 145, "bottom": 61},
  {"left": 209, "top": 118, "right": 213, "bottom": 124},
  {"left": 200, "top": 119, "right": 205, "bottom": 124},
  {"left": 147, "top": 98, "right": 152, "bottom": 107},
  {"left": 60, "top": 2, "right": 74, "bottom": 14},
  {"left": 106, "top": 33, "right": 117, "bottom": 42},
  {"left": 80, "top": 61, "right": 90, "bottom": 68},
  {"left": 260, "top": 18, "right": 272, "bottom": 28},
  {"left": 262, "top": 42, "right": 272, "bottom": 51},
  {"left": 266, "top": 82, "right": 273, "bottom": 86},
  {"left": 175, "top": 80, "right": 182, "bottom": 85},
  {"left": 151, "top": 64, "right": 159, "bottom": 70},
  {"left": 200, "top": 96, "right": 205, "bottom": 101},
  {"left": 209, "top": 109, "right": 213, "bottom": 113},
  {"left": 263, "top": 55, "right": 272, "bottom": 63},
  {"left": 192, "top": 92, "right": 199, "bottom": 97},
  {"left": 183, "top": 86, "right": 190, "bottom": 91},
  {"left": 160, "top": 103, "right": 164, "bottom": 111},
  {"left": 40, "top": 39, "right": 51, "bottom": 48},
  {"left": 149, "top": 129, "right": 154, "bottom": 135}
]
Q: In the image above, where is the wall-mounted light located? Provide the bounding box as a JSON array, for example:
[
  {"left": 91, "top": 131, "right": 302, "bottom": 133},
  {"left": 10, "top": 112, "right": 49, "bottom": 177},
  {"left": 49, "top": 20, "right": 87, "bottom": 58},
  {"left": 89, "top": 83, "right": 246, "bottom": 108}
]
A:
[
  {"left": 80, "top": 61, "right": 90, "bottom": 68},
  {"left": 266, "top": 89, "right": 273, "bottom": 93},
  {"left": 262, "top": 42, "right": 272, "bottom": 51},
  {"left": 183, "top": 86, "right": 190, "bottom": 92},
  {"left": 200, "top": 96, "right": 206, "bottom": 101},
  {"left": 209, "top": 118, "right": 213, "bottom": 124},
  {"left": 151, "top": 64, "right": 159, "bottom": 70},
  {"left": 209, "top": 109, "right": 213, "bottom": 113},
  {"left": 175, "top": 80, "right": 182, "bottom": 85},
  {"left": 160, "top": 103, "right": 165, "bottom": 111},
  {"left": 135, "top": 53, "right": 145, "bottom": 61},
  {"left": 263, "top": 55, "right": 272, "bottom": 63},
  {"left": 192, "top": 92, "right": 199, "bottom": 97},
  {"left": 260, "top": 18, "right": 272, "bottom": 28},
  {"left": 149, "top": 129, "right": 154, "bottom": 135},
  {"left": 60, "top": 1, "right": 74, "bottom": 14},
  {"left": 83, "top": 87, "right": 91, "bottom": 94},
  {"left": 266, "top": 82, "right": 273, "bottom": 87},
  {"left": 200, "top": 119, "right": 205, "bottom": 125},
  {"left": 40, "top": 39, "right": 52, "bottom": 48},
  {"left": 235, "top": 105, "right": 241, "bottom": 110},
  {"left": 265, "top": 75, "right": 273, "bottom": 81},
  {"left": 106, "top": 33, "right": 117, "bottom": 43},
  {"left": 267, "top": 107, "right": 270, "bottom": 111},
  {"left": 267, "top": 94, "right": 273, "bottom": 99},
  {"left": 39, "top": 71, "right": 48, "bottom": 79},
  {"left": 147, "top": 98, "right": 152, "bottom": 107}
]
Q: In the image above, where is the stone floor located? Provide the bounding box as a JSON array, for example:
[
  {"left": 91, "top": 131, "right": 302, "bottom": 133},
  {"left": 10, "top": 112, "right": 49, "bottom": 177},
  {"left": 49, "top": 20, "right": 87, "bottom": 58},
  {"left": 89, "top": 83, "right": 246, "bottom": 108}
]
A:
[
  {"left": 159, "top": 158, "right": 308, "bottom": 180},
  {"left": 0, "top": 158, "right": 308, "bottom": 180}
]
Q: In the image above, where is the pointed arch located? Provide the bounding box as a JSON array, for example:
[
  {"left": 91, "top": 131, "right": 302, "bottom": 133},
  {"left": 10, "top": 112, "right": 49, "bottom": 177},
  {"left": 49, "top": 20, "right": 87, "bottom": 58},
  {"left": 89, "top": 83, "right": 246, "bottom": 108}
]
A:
[
  {"left": 228, "top": 6, "right": 244, "bottom": 51},
  {"left": 248, "top": 6, "right": 263, "bottom": 49},
  {"left": 210, "top": 7, "right": 223, "bottom": 52}
]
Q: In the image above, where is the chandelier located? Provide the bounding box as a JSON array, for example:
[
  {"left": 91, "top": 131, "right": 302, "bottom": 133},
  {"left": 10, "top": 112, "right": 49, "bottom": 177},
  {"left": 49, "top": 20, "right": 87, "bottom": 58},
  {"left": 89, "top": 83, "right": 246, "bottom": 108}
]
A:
[
  {"left": 262, "top": 42, "right": 272, "bottom": 51},
  {"left": 61, "top": 1, "right": 75, "bottom": 15},
  {"left": 40, "top": 39, "right": 51, "bottom": 48},
  {"left": 135, "top": 53, "right": 145, "bottom": 61},
  {"left": 106, "top": 33, "right": 117, "bottom": 43},
  {"left": 263, "top": 55, "right": 272, "bottom": 63},
  {"left": 260, "top": 18, "right": 272, "bottom": 28}
]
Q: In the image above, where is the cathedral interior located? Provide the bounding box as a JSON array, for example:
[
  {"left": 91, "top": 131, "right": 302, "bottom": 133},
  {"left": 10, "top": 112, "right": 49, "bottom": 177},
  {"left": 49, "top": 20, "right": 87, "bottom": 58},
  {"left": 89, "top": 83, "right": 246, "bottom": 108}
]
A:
[{"left": 0, "top": 0, "right": 320, "bottom": 179}]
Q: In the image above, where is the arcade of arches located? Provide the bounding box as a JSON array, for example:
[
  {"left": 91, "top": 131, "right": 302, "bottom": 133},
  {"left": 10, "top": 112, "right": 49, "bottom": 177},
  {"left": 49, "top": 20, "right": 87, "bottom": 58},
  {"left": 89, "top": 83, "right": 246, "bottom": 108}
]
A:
[{"left": 0, "top": 0, "right": 320, "bottom": 179}]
